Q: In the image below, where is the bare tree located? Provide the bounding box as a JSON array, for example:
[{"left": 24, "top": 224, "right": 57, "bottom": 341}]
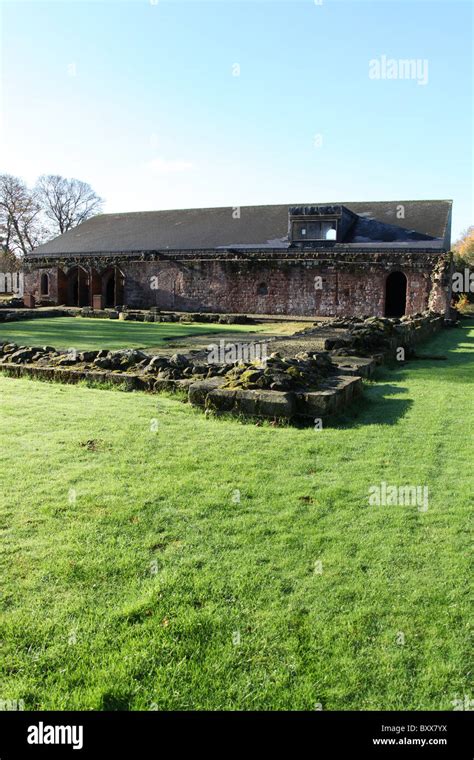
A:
[
  {"left": 35, "top": 175, "right": 103, "bottom": 235},
  {"left": 0, "top": 174, "right": 45, "bottom": 256}
]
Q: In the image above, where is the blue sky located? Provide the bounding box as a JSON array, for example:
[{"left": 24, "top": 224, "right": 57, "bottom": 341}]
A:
[{"left": 0, "top": 0, "right": 472, "bottom": 241}]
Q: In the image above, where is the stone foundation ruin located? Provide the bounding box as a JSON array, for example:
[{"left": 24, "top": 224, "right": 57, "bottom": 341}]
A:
[{"left": 0, "top": 311, "right": 449, "bottom": 424}]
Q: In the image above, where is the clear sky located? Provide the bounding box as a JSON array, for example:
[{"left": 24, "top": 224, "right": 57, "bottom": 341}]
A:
[{"left": 0, "top": 0, "right": 472, "bottom": 242}]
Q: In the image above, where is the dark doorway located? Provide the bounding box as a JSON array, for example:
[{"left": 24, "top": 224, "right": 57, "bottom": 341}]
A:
[
  {"left": 66, "top": 267, "right": 89, "bottom": 307},
  {"left": 102, "top": 267, "right": 124, "bottom": 308},
  {"left": 90, "top": 269, "right": 102, "bottom": 301},
  {"left": 105, "top": 271, "right": 115, "bottom": 307},
  {"left": 40, "top": 273, "right": 49, "bottom": 296},
  {"left": 385, "top": 271, "right": 407, "bottom": 317}
]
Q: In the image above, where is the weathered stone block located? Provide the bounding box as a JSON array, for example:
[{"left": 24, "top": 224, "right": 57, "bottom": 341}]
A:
[
  {"left": 153, "top": 378, "right": 178, "bottom": 392},
  {"left": 85, "top": 371, "right": 108, "bottom": 384},
  {"left": 296, "top": 389, "right": 337, "bottom": 416},
  {"left": 32, "top": 367, "right": 55, "bottom": 381},
  {"left": 331, "top": 356, "right": 376, "bottom": 378},
  {"left": 53, "top": 368, "right": 86, "bottom": 383},
  {"left": 252, "top": 390, "right": 295, "bottom": 418},
  {"left": 8, "top": 348, "right": 36, "bottom": 363},
  {"left": 232, "top": 389, "right": 260, "bottom": 416},
  {"left": 340, "top": 376, "right": 362, "bottom": 402},
  {"left": 205, "top": 388, "right": 237, "bottom": 412},
  {"left": 134, "top": 376, "right": 155, "bottom": 392},
  {"left": 106, "top": 373, "right": 138, "bottom": 390},
  {"left": 174, "top": 379, "right": 194, "bottom": 391},
  {"left": 188, "top": 377, "right": 226, "bottom": 406},
  {"left": 79, "top": 350, "right": 100, "bottom": 363}
]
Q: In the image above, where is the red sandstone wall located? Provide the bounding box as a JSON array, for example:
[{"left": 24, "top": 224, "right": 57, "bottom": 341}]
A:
[
  {"left": 124, "top": 260, "right": 433, "bottom": 317},
  {"left": 24, "top": 257, "right": 443, "bottom": 316},
  {"left": 24, "top": 268, "right": 60, "bottom": 304}
]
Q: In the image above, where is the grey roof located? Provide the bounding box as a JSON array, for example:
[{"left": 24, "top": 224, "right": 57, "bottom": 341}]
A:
[{"left": 31, "top": 200, "right": 452, "bottom": 255}]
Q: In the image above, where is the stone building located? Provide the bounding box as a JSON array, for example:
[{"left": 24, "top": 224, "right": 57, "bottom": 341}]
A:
[{"left": 24, "top": 200, "right": 453, "bottom": 317}]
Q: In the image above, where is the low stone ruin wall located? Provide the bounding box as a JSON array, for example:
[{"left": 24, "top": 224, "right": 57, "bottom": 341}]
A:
[
  {"left": 0, "top": 310, "right": 451, "bottom": 424},
  {"left": 0, "top": 339, "right": 369, "bottom": 423},
  {"left": 317, "top": 312, "right": 446, "bottom": 357},
  {"left": 0, "top": 308, "right": 74, "bottom": 323},
  {"left": 82, "top": 308, "right": 256, "bottom": 325},
  {"left": 189, "top": 374, "right": 363, "bottom": 420},
  {"left": 0, "top": 306, "right": 257, "bottom": 325}
]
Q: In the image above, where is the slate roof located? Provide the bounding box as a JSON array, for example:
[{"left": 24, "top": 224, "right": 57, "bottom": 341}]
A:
[{"left": 31, "top": 200, "right": 452, "bottom": 255}]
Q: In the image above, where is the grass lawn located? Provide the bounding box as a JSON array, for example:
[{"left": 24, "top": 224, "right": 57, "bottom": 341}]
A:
[
  {"left": 0, "top": 324, "right": 472, "bottom": 710},
  {"left": 0, "top": 316, "right": 275, "bottom": 351}
]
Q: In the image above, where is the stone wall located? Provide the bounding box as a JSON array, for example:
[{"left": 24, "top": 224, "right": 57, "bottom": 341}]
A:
[
  {"left": 0, "top": 308, "right": 72, "bottom": 323},
  {"left": 24, "top": 250, "right": 452, "bottom": 317},
  {"left": 24, "top": 266, "right": 63, "bottom": 305},
  {"left": 124, "top": 256, "right": 445, "bottom": 316}
]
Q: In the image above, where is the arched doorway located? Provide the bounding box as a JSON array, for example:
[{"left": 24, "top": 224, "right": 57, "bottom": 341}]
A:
[
  {"left": 66, "top": 266, "right": 89, "bottom": 307},
  {"left": 101, "top": 267, "right": 124, "bottom": 308},
  {"left": 385, "top": 271, "right": 407, "bottom": 317},
  {"left": 90, "top": 268, "right": 102, "bottom": 303},
  {"left": 105, "top": 271, "right": 115, "bottom": 307}
]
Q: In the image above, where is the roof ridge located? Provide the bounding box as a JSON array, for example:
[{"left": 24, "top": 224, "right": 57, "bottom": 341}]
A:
[{"left": 94, "top": 199, "right": 453, "bottom": 218}]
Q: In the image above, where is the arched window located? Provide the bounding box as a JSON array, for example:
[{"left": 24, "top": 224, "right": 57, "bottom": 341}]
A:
[
  {"left": 257, "top": 283, "right": 268, "bottom": 296},
  {"left": 40, "top": 273, "right": 49, "bottom": 295}
]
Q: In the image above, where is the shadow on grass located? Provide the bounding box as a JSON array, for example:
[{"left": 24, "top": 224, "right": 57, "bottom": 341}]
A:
[
  {"left": 333, "top": 324, "right": 473, "bottom": 429},
  {"left": 211, "top": 382, "right": 414, "bottom": 430},
  {"left": 99, "top": 691, "right": 133, "bottom": 711},
  {"left": 329, "top": 392, "right": 413, "bottom": 430},
  {"left": 390, "top": 324, "right": 474, "bottom": 383}
]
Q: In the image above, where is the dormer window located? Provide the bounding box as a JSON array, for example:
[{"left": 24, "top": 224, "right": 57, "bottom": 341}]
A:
[
  {"left": 288, "top": 205, "right": 355, "bottom": 245},
  {"left": 292, "top": 220, "right": 337, "bottom": 241}
]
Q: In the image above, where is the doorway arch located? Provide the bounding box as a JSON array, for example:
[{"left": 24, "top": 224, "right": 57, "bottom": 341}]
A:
[
  {"left": 385, "top": 271, "right": 407, "bottom": 317},
  {"left": 105, "top": 271, "right": 115, "bottom": 307},
  {"left": 66, "top": 266, "right": 89, "bottom": 307},
  {"left": 101, "top": 266, "right": 124, "bottom": 308}
]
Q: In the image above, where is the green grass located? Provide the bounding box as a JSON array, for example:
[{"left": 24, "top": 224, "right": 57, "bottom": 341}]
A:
[
  {"left": 0, "top": 324, "right": 472, "bottom": 710},
  {"left": 0, "top": 316, "right": 271, "bottom": 351}
]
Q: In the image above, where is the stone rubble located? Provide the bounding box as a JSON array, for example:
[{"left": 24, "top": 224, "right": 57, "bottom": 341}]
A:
[{"left": 0, "top": 310, "right": 451, "bottom": 423}]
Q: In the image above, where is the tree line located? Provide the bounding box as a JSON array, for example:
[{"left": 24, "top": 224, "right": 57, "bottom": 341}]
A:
[
  {"left": 452, "top": 226, "right": 474, "bottom": 269},
  {"left": 0, "top": 173, "right": 103, "bottom": 259}
]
